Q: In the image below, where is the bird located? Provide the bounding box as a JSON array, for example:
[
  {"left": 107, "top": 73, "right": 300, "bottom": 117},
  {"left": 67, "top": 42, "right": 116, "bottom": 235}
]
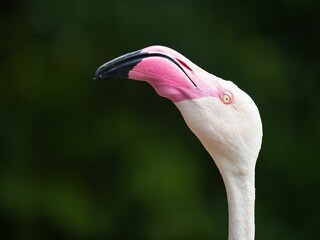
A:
[{"left": 94, "top": 45, "right": 263, "bottom": 240}]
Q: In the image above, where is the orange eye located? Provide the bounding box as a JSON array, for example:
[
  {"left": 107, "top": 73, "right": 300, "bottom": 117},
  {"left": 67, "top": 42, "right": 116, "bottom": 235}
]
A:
[{"left": 221, "top": 91, "right": 233, "bottom": 104}]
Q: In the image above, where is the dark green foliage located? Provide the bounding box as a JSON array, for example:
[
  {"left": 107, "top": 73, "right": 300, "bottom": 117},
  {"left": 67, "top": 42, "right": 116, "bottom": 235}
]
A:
[{"left": 1, "top": 0, "right": 319, "bottom": 239}]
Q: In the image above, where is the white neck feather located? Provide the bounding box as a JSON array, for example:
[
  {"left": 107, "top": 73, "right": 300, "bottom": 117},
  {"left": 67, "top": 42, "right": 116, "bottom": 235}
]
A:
[
  {"left": 204, "top": 150, "right": 256, "bottom": 240},
  {"left": 175, "top": 98, "right": 261, "bottom": 240},
  {"left": 219, "top": 160, "right": 255, "bottom": 240}
]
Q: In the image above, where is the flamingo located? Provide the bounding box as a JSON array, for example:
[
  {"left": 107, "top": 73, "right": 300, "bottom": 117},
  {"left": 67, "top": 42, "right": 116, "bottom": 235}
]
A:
[{"left": 94, "top": 46, "right": 263, "bottom": 240}]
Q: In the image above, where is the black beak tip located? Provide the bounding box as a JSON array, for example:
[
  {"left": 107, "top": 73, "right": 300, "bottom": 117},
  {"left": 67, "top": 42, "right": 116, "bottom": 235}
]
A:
[
  {"left": 93, "top": 49, "right": 144, "bottom": 82},
  {"left": 93, "top": 74, "right": 103, "bottom": 81}
]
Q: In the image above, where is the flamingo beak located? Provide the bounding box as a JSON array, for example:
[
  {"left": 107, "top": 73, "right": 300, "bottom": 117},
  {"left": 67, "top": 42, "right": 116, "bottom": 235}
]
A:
[
  {"left": 93, "top": 50, "right": 143, "bottom": 81},
  {"left": 93, "top": 46, "right": 215, "bottom": 102},
  {"left": 94, "top": 49, "right": 196, "bottom": 87}
]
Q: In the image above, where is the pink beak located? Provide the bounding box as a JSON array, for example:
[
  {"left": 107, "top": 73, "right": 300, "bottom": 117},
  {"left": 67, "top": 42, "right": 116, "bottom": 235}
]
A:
[{"left": 94, "top": 46, "right": 221, "bottom": 102}]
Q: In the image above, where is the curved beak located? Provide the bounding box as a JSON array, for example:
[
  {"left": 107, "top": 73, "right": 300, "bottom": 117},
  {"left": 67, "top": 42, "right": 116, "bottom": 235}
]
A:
[
  {"left": 93, "top": 45, "right": 223, "bottom": 102},
  {"left": 94, "top": 50, "right": 142, "bottom": 81},
  {"left": 94, "top": 49, "right": 197, "bottom": 87}
]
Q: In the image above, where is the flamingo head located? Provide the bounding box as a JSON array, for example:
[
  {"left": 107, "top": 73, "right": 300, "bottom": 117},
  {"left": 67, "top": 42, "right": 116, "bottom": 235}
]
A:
[{"left": 94, "top": 46, "right": 262, "bottom": 175}]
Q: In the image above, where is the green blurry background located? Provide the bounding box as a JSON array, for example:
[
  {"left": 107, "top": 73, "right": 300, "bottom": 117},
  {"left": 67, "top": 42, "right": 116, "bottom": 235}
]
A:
[{"left": 1, "top": 0, "right": 319, "bottom": 239}]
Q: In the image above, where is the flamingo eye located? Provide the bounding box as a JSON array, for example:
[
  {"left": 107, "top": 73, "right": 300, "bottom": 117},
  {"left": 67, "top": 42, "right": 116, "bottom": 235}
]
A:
[{"left": 221, "top": 91, "right": 233, "bottom": 104}]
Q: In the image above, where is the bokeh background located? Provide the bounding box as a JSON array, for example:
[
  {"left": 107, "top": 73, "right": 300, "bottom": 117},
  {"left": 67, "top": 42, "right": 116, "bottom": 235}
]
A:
[{"left": 1, "top": 0, "right": 319, "bottom": 239}]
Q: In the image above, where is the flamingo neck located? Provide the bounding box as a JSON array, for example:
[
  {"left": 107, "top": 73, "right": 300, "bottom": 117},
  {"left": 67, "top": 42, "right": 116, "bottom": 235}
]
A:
[
  {"left": 221, "top": 169, "right": 255, "bottom": 240},
  {"left": 174, "top": 99, "right": 258, "bottom": 240}
]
